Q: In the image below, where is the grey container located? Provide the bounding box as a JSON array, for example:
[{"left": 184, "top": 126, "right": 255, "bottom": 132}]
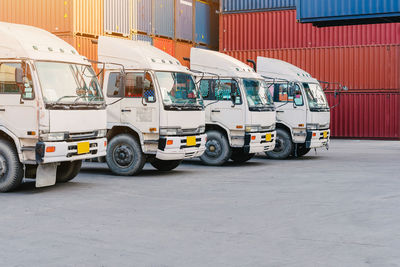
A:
[
  {"left": 132, "top": 0, "right": 152, "bottom": 34},
  {"left": 176, "top": 0, "right": 193, "bottom": 42},
  {"left": 221, "top": 0, "right": 296, "bottom": 12},
  {"left": 153, "top": 0, "right": 175, "bottom": 38},
  {"left": 104, "top": 0, "right": 131, "bottom": 36},
  {"left": 132, "top": 33, "right": 153, "bottom": 45}
]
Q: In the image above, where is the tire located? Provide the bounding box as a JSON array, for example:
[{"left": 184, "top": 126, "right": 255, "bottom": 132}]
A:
[
  {"left": 106, "top": 134, "right": 146, "bottom": 176},
  {"left": 151, "top": 159, "right": 181, "bottom": 171},
  {"left": 230, "top": 148, "right": 254, "bottom": 163},
  {"left": 265, "top": 128, "right": 293, "bottom": 160},
  {"left": 0, "top": 139, "right": 24, "bottom": 192},
  {"left": 200, "top": 130, "right": 232, "bottom": 166},
  {"left": 56, "top": 160, "right": 82, "bottom": 183},
  {"left": 296, "top": 144, "right": 311, "bottom": 157}
]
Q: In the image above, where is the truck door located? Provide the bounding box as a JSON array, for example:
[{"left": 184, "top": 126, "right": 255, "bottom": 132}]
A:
[
  {"left": 119, "top": 72, "right": 159, "bottom": 134},
  {"left": 0, "top": 62, "right": 38, "bottom": 140},
  {"left": 209, "top": 79, "right": 245, "bottom": 131},
  {"left": 273, "top": 83, "right": 307, "bottom": 137}
]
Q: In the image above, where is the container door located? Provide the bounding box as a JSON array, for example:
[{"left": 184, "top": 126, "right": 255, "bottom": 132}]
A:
[
  {"left": 0, "top": 62, "right": 38, "bottom": 139},
  {"left": 209, "top": 79, "right": 245, "bottom": 130},
  {"left": 119, "top": 72, "right": 159, "bottom": 134}
]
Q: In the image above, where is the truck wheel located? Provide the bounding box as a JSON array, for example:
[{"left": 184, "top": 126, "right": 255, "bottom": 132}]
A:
[
  {"left": 0, "top": 139, "right": 24, "bottom": 192},
  {"left": 296, "top": 144, "right": 311, "bottom": 157},
  {"left": 230, "top": 148, "right": 254, "bottom": 163},
  {"left": 200, "top": 130, "right": 231, "bottom": 166},
  {"left": 106, "top": 134, "right": 146, "bottom": 176},
  {"left": 151, "top": 159, "right": 181, "bottom": 171},
  {"left": 56, "top": 160, "right": 82, "bottom": 183},
  {"left": 265, "top": 128, "right": 293, "bottom": 160}
]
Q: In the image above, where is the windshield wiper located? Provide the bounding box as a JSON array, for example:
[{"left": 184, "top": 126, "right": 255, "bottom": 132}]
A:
[{"left": 55, "top": 95, "right": 78, "bottom": 103}]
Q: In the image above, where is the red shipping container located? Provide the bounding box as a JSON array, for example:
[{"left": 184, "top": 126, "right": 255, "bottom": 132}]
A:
[
  {"left": 175, "top": 42, "right": 192, "bottom": 68},
  {"left": 219, "top": 10, "right": 400, "bottom": 51},
  {"left": 153, "top": 37, "right": 175, "bottom": 57},
  {"left": 326, "top": 92, "right": 400, "bottom": 139},
  {"left": 225, "top": 45, "right": 400, "bottom": 91}
]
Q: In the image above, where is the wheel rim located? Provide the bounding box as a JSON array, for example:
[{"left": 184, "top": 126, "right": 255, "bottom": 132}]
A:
[
  {"left": 112, "top": 144, "right": 134, "bottom": 168},
  {"left": 0, "top": 154, "right": 7, "bottom": 178},
  {"left": 273, "top": 135, "right": 285, "bottom": 153},
  {"left": 205, "top": 139, "right": 222, "bottom": 158}
]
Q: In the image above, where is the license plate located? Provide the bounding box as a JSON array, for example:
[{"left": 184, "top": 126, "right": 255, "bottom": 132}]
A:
[
  {"left": 265, "top": 133, "right": 272, "bottom": 142},
  {"left": 77, "top": 142, "right": 90, "bottom": 154},
  {"left": 323, "top": 131, "right": 328, "bottom": 139},
  {"left": 186, "top": 136, "right": 196, "bottom": 146}
]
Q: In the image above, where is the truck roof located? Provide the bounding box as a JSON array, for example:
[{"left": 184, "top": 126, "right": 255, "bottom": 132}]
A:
[
  {"left": 257, "top": 56, "right": 318, "bottom": 83},
  {"left": 190, "top": 48, "right": 262, "bottom": 79},
  {"left": 0, "top": 22, "right": 88, "bottom": 65},
  {"left": 98, "top": 36, "right": 189, "bottom": 73}
]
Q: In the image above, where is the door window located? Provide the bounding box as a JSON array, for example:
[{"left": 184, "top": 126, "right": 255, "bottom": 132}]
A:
[
  {"left": 0, "top": 62, "right": 34, "bottom": 98},
  {"left": 107, "top": 72, "right": 156, "bottom": 102}
]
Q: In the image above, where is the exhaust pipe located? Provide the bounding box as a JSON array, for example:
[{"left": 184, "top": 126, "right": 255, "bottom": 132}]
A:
[{"left": 247, "top": 59, "right": 256, "bottom": 72}]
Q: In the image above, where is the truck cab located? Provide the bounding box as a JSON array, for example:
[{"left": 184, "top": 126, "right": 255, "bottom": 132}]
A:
[
  {"left": 190, "top": 48, "right": 276, "bottom": 165},
  {"left": 0, "top": 22, "right": 107, "bottom": 192},
  {"left": 257, "top": 56, "right": 330, "bottom": 159},
  {"left": 98, "top": 37, "right": 206, "bottom": 175}
]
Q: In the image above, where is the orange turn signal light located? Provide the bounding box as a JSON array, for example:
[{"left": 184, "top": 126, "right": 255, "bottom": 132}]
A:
[
  {"left": 298, "top": 124, "right": 304, "bottom": 127},
  {"left": 251, "top": 136, "right": 256, "bottom": 140},
  {"left": 46, "top": 146, "right": 56, "bottom": 153},
  {"left": 312, "top": 133, "right": 317, "bottom": 137},
  {"left": 149, "top": 128, "right": 157, "bottom": 132},
  {"left": 104, "top": 141, "right": 107, "bottom": 147},
  {"left": 167, "top": 140, "right": 173, "bottom": 145},
  {"left": 236, "top": 125, "right": 243, "bottom": 129}
]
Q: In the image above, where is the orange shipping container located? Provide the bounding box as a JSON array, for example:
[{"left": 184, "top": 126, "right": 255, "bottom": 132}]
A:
[
  {"left": 225, "top": 45, "right": 400, "bottom": 91},
  {"left": 57, "top": 34, "right": 99, "bottom": 73},
  {"left": 153, "top": 37, "right": 175, "bottom": 57},
  {"left": 175, "top": 42, "right": 192, "bottom": 68},
  {"left": 0, "top": 0, "right": 103, "bottom": 36}
]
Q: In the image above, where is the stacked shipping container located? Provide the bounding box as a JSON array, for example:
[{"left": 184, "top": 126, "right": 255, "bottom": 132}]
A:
[
  {"left": 0, "top": 0, "right": 218, "bottom": 71},
  {"left": 219, "top": 3, "right": 400, "bottom": 139}
]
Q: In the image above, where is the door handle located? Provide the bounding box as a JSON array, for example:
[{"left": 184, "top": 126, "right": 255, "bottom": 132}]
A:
[
  {"left": 211, "top": 110, "right": 220, "bottom": 113},
  {"left": 121, "top": 109, "right": 131, "bottom": 113},
  {"left": 0, "top": 108, "right": 5, "bottom": 112},
  {"left": 276, "top": 110, "right": 284, "bottom": 113}
]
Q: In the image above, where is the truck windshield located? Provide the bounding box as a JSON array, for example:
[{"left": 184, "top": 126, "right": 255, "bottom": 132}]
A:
[
  {"left": 35, "top": 62, "right": 104, "bottom": 105},
  {"left": 243, "top": 79, "right": 274, "bottom": 111},
  {"left": 155, "top": 71, "right": 202, "bottom": 109},
  {"left": 303, "top": 83, "right": 329, "bottom": 110}
]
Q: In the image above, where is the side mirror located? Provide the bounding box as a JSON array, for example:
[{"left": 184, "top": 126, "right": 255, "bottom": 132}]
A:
[
  {"left": 342, "top": 86, "right": 348, "bottom": 91},
  {"left": 15, "top": 68, "right": 24, "bottom": 85}
]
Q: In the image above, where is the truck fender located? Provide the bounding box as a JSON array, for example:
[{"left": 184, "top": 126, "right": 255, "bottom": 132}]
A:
[
  {"left": 0, "top": 126, "right": 24, "bottom": 163},
  {"left": 276, "top": 121, "right": 294, "bottom": 139},
  {"left": 107, "top": 122, "right": 145, "bottom": 147},
  {"left": 205, "top": 122, "right": 233, "bottom": 146}
]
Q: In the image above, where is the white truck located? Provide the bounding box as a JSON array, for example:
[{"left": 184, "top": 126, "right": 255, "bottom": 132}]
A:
[
  {"left": 190, "top": 48, "right": 276, "bottom": 165},
  {"left": 0, "top": 22, "right": 107, "bottom": 192},
  {"left": 98, "top": 36, "right": 206, "bottom": 175},
  {"left": 256, "top": 56, "right": 345, "bottom": 159}
]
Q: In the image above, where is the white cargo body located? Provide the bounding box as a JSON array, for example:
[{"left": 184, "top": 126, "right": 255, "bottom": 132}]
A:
[
  {"left": 98, "top": 36, "right": 206, "bottom": 175},
  {"left": 0, "top": 22, "right": 107, "bottom": 192},
  {"left": 257, "top": 57, "right": 330, "bottom": 158},
  {"left": 190, "top": 48, "right": 276, "bottom": 165}
]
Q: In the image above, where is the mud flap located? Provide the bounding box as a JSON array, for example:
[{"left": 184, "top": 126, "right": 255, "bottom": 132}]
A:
[{"left": 36, "top": 163, "right": 58, "bottom": 188}]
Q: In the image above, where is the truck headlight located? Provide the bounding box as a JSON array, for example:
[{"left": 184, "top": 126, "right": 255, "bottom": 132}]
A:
[
  {"left": 306, "top": 124, "right": 319, "bottom": 130},
  {"left": 160, "top": 127, "right": 180, "bottom": 136},
  {"left": 96, "top": 129, "right": 107, "bottom": 138},
  {"left": 198, "top": 125, "right": 205, "bottom": 134},
  {"left": 40, "top": 132, "right": 66, "bottom": 141},
  {"left": 245, "top": 125, "right": 261, "bottom": 133}
]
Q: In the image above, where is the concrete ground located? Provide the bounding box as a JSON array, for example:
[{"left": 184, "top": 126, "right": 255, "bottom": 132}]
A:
[{"left": 0, "top": 140, "right": 399, "bottom": 267}]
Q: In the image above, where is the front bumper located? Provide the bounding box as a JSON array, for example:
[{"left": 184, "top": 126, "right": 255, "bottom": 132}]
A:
[
  {"left": 36, "top": 138, "right": 107, "bottom": 164},
  {"left": 244, "top": 131, "right": 276, "bottom": 154},
  {"left": 156, "top": 134, "right": 207, "bottom": 160},
  {"left": 306, "top": 129, "right": 330, "bottom": 148}
]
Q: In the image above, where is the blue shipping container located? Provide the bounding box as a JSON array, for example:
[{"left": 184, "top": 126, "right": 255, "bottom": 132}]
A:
[
  {"left": 132, "top": 0, "right": 152, "bottom": 34},
  {"left": 176, "top": 0, "right": 193, "bottom": 41},
  {"left": 195, "top": 0, "right": 210, "bottom": 45},
  {"left": 153, "top": 0, "right": 175, "bottom": 38},
  {"left": 132, "top": 33, "right": 153, "bottom": 45},
  {"left": 297, "top": 0, "right": 400, "bottom": 26},
  {"left": 221, "top": 0, "right": 296, "bottom": 12}
]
